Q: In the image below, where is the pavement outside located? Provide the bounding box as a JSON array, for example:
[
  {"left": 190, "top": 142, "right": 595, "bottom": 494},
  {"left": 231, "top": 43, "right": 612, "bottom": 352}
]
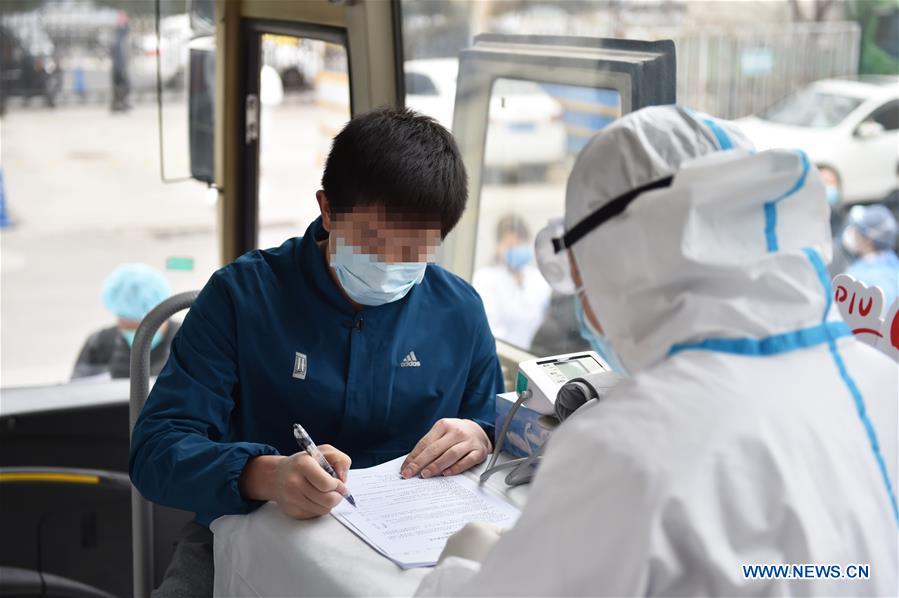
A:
[
  {"left": 1, "top": 96, "right": 335, "bottom": 387},
  {"left": 0, "top": 94, "right": 571, "bottom": 388}
]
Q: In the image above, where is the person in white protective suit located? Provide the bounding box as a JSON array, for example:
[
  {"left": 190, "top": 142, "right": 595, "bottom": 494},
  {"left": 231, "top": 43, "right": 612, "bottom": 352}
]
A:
[{"left": 416, "top": 106, "right": 899, "bottom": 597}]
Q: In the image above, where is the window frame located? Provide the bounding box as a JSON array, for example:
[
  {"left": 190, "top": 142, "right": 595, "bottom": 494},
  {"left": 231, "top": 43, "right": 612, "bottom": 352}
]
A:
[
  {"left": 864, "top": 98, "right": 899, "bottom": 133},
  {"left": 437, "top": 34, "right": 676, "bottom": 282},
  {"left": 240, "top": 19, "right": 351, "bottom": 251}
]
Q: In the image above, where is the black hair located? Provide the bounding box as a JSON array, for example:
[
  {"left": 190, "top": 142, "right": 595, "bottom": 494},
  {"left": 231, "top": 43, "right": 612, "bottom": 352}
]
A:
[{"left": 321, "top": 107, "right": 468, "bottom": 238}]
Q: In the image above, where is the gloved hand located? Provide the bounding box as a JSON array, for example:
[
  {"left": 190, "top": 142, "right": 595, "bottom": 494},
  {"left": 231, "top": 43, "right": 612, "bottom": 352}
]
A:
[{"left": 438, "top": 522, "right": 504, "bottom": 564}]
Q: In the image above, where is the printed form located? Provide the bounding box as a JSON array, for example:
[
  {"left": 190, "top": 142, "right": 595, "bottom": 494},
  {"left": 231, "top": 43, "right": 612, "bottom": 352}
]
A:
[{"left": 331, "top": 456, "right": 520, "bottom": 569}]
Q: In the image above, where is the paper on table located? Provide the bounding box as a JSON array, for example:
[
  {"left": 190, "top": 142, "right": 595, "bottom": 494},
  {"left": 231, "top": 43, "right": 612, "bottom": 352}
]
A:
[{"left": 331, "top": 456, "right": 520, "bottom": 569}]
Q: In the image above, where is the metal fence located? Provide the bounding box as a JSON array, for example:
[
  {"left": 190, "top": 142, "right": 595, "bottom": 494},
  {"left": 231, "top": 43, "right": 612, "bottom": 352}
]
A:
[
  {"left": 414, "top": 7, "right": 865, "bottom": 122},
  {"left": 3, "top": 4, "right": 862, "bottom": 116},
  {"left": 674, "top": 21, "right": 861, "bottom": 119}
]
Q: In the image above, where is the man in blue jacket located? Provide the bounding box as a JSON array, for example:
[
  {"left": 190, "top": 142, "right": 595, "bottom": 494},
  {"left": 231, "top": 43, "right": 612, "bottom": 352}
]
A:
[{"left": 130, "top": 108, "right": 504, "bottom": 596}]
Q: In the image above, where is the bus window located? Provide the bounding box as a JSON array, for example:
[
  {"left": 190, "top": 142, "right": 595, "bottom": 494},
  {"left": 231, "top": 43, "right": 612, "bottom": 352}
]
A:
[
  {"left": 398, "top": 2, "right": 895, "bottom": 329},
  {"left": 401, "top": 30, "right": 673, "bottom": 364},
  {"left": 256, "top": 35, "right": 349, "bottom": 250},
  {"left": 0, "top": 2, "right": 216, "bottom": 389},
  {"left": 471, "top": 80, "right": 621, "bottom": 355}
]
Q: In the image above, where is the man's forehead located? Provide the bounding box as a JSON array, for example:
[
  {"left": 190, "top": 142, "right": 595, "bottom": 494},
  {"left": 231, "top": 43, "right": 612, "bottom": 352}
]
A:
[{"left": 334, "top": 205, "right": 441, "bottom": 230}]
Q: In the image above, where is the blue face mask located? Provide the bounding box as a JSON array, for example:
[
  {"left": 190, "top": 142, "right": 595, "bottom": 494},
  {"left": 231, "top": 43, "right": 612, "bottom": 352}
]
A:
[
  {"left": 504, "top": 245, "right": 532, "bottom": 271},
  {"left": 573, "top": 294, "right": 627, "bottom": 374},
  {"left": 330, "top": 236, "right": 427, "bottom": 306},
  {"left": 121, "top": 329, "right": 164, "bottom": 350},
  {"left": 825, "top": 185, "right": 840, "bottom": 206}
]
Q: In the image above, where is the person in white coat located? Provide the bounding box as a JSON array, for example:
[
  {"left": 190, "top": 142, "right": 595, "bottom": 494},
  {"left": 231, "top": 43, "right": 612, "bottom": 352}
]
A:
[
  {"left": 416, "top": 106, "right": 898, "bottom": 597},
  {"left": 473, "top": 214, "right": 551, "bottom": 349}
]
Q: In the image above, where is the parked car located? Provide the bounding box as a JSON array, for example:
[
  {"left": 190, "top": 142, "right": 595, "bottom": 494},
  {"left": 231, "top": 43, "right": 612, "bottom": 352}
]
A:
[
  {"left": 404, "top": 58, "right": 567, "bottom": 175},
  {"left": 403, "top": 58, "right": 457, "bottom": 129},
  {"left": 738, "top": 77, "right": 899, "bottom": 204},
  {"left": 0, "top": 24, "right": 62, "bottom": 113}
]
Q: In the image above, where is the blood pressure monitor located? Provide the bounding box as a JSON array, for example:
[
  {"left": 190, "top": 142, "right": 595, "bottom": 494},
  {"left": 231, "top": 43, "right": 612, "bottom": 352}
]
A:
[
  {"left": 516, "top": 351, "right": 609, "bottom": 415},
  {"left": 482, "top": 350, "right": 615, "bottom": 487}
]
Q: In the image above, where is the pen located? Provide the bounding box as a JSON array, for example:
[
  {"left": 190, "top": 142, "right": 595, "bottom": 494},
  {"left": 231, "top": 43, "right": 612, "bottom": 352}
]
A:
[{"left": 292, "top": 423, "right": 357, "bottom": 507}]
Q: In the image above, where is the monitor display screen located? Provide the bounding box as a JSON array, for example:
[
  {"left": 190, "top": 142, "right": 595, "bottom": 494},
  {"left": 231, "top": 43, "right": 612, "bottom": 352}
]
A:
[{"left": 539, "top": 354, "right": 603, "bottom": 382}]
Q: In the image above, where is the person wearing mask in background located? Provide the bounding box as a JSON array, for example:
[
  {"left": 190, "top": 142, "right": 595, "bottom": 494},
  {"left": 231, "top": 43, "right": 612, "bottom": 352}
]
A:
[
  {"left": 417, "top": 106, "right": 897, "bottom": 597},
  {"left": 72, "top": 263, "right": 177, "bottom": 380},
  {"left": 130, "top": 108, "right": 503, "bottom": 597},
  {"left": 842, "top": 203, "right": 899, "bottom": 308},
  {"left": 472, "top": 214, "right": 551, "bottom": 349}
]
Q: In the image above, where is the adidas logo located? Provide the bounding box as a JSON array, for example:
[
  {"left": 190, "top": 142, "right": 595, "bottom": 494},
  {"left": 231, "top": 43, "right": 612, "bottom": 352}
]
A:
[{"left": 400, "top": 351, "right": 421, "bottom": 368}]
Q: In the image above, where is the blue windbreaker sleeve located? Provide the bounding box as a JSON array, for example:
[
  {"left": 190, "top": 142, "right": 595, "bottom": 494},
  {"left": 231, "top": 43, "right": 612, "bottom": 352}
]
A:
[
  {"left": 460, "top": 307, "right": 504, "bottom": 442},
  {"left": 129, "top": 273, "right": 279, "bottom": 524}
]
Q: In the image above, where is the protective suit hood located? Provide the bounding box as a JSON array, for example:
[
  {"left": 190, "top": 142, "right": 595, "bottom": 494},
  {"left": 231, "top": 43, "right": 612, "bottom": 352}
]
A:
[
  {"left": 416, "top": 108, "right": 897, "bottom": 598},
  {"left": 566, "top": 106, "right": 833, "bottom": 372}
]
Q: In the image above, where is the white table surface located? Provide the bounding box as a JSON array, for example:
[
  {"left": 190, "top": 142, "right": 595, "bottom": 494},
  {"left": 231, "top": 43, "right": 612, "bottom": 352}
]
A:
[{"left": 212, "top": 458, "right": 529, "bottom": 597}]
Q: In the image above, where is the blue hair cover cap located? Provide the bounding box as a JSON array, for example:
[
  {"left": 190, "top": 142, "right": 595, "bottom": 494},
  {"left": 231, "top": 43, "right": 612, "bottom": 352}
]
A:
[{"left": 101, "top": 263, "right": 171, "bottom": 321}]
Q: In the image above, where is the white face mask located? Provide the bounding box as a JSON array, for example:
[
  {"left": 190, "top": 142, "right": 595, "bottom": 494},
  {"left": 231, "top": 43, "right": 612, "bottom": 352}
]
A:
[{"left": 329, "top": 236, "right": 427, "bottom": 306}]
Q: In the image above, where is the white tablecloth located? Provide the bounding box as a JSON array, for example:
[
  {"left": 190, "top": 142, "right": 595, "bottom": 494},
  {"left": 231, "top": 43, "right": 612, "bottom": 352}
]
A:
[{"left": 212, "top": 459, "right": 529, "bottom": 597}]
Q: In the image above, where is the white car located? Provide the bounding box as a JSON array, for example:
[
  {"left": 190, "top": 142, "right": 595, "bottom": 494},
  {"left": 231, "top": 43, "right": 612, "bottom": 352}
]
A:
[
  {"left": 404, "top": 58, "right": 567, "bottom": 172},
  {"left": 738, "top": 77, "right": 899, "bottom": 204}
]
